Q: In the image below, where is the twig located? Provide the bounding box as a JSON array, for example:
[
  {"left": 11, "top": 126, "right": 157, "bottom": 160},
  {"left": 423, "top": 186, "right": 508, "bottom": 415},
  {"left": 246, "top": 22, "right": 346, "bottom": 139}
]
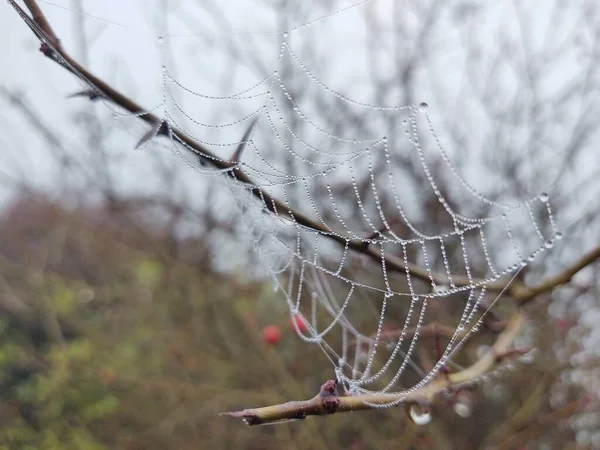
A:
[
  {"left": 353, "top": 309, "right": 507, "bottom": 349},
  {"left": 381, "top": 322, "right": 461, "bottom": 341},
  {"left": 221, "top": 311, "right": 526, "bottom": 425},
  {"left": 513, "top": 245, "right": 600, "bottom": 303},
  {"left": 22, "top": 0, "right": 59, "bottom": 45}
]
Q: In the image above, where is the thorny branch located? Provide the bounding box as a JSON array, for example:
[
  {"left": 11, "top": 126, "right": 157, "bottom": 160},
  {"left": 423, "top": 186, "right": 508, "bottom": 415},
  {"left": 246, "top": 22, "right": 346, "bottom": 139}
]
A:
[
  {"left": 7, "top": 0, "right": 509, "bottom": 293},
  {"left": 9, "top": 0, "right": 600, "bottom": 427},
  {"left": 221, "top": 311, "right": 527, "bottom": 424}
]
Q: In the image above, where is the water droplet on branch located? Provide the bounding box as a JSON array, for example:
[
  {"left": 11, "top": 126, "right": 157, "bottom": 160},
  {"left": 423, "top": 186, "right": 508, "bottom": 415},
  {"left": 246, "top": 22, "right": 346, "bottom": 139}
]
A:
[{"left": 408, "top": 404, "right": 432, "bottom": 425}]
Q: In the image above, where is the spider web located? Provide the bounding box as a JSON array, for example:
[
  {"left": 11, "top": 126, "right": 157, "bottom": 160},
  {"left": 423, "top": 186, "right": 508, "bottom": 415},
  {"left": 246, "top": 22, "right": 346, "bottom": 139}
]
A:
[
  {"left": 15, "top": 0, "right": 566, "bottom": 404},
  {"left": 157, "top": 30, "right": 560, "bottom": 401}
]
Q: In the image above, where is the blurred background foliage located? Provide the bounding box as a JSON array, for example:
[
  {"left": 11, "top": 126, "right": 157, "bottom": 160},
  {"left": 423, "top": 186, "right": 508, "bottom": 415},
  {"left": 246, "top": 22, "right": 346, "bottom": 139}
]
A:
[{"left": 0, "top": 192, "right": 594, "bottom": 449}]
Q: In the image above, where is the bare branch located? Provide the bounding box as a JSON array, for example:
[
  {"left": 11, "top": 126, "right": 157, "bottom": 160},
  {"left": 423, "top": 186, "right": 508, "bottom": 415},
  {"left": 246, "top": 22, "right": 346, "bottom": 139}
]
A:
[
  {"left": 367, "top": 314, "right": 507, "bottom": 346},
  {"left": 221, "top": 311, "right": 527, "bottom": 425},
  {"left": 22, "top": 0, "right": 59, "bottom": 45},
  {"left": 514, "top": 245, "right": 600, "bottom": 304}
]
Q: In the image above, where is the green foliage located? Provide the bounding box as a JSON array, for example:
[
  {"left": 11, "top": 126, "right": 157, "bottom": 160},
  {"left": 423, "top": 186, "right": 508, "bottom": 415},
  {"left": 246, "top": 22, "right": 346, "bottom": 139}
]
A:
[
  {"left": 0, "top": 326, "right": 118, "bottom": 449},
  {"left": 134, "top": 259, "right": 163, "bottom": 288}
]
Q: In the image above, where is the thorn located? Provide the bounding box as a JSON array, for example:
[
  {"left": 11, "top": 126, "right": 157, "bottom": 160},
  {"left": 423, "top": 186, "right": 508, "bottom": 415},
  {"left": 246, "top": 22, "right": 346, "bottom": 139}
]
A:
[
  {"left": 231, "top": 117, "right": 258, "bottom": 164},
  {"left": 67, "top": 89, "right": 105, "bottom": 101},
  {"left": 365, "top": 218, "right": 401, "bottom": 241},
  {"left": 135, "top": 121, "right": 168, "bottom": 149},
  {"left": 365, "top": 227, "right": 384, "bottom": 242}
]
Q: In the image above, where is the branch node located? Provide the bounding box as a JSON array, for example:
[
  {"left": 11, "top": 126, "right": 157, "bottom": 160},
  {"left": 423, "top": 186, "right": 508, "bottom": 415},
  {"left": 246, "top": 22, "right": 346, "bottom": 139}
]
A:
[
  {"left": 39, "top": 42, "right": 56, "bottom": 58},
  {"left": 319, "top": 379, "right": 340, "bottom": 413}
]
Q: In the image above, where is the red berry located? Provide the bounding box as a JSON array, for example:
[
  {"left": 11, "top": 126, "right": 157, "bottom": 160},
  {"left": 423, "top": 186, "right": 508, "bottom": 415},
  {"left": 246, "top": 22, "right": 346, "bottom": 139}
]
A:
[
  {"left": 289, "top": 314, "right": 308, "bottom": 333},
  {"left": 262, "top": 325, "right": 281, "bottom": 345}
]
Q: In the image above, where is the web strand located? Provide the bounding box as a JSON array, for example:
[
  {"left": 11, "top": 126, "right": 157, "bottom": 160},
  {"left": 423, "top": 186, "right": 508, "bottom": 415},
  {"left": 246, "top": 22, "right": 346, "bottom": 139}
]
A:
[{"left": 23, "top": 0, "right": 569, "bottom": 397}]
